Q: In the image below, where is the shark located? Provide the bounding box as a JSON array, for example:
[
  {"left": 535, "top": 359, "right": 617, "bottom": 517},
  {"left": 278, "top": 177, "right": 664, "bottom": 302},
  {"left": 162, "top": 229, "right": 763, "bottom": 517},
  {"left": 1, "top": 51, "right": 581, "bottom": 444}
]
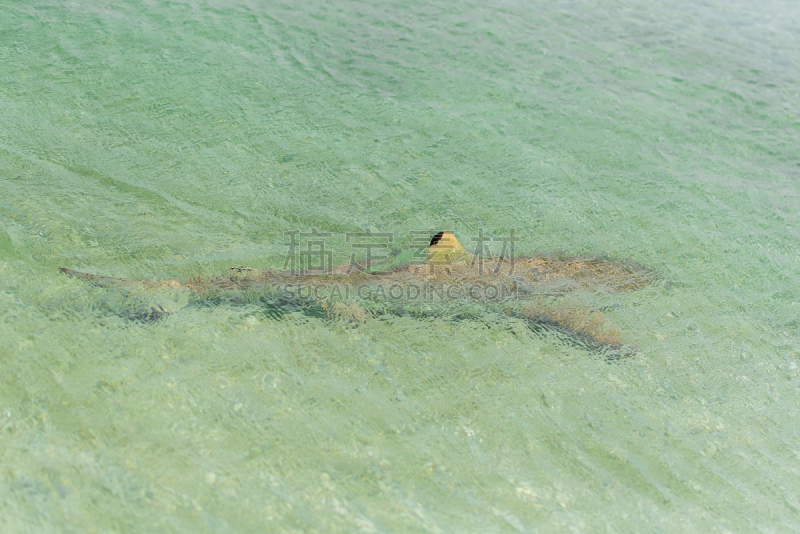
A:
[{"left": 60, "top": 232, "right": 658, "bottom": 359}]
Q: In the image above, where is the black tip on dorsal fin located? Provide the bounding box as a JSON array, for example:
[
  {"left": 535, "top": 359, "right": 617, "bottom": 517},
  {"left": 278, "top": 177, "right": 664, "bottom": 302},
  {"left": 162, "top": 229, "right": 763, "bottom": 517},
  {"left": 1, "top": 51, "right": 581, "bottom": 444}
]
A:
[{"left": 429, "top": 231, "right": 445, "bottom": 247}]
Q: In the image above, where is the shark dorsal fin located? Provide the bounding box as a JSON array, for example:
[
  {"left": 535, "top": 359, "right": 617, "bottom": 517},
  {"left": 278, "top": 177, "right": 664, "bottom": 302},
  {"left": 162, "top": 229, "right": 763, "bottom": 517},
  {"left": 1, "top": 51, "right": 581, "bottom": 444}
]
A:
[{"left": 428, "top": 231, "right": 469, "bottom": 263}]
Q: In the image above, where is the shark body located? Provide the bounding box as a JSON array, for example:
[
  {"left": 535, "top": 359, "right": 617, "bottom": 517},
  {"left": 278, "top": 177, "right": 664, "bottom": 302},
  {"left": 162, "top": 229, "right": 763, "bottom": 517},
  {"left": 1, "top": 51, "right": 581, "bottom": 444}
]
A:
[{"left": 60, "top": 232, "right": 658, "bottom": 359}]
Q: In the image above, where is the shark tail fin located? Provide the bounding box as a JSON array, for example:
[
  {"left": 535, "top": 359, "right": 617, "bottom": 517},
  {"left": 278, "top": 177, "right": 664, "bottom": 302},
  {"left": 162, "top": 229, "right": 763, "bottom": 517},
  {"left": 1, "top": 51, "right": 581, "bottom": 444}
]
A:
[
  {"left": 59, "top": 267, "right": 138, "bottom": 288},
  {"left": 59, "top": 267, "right": 184, "bottom": 290}
]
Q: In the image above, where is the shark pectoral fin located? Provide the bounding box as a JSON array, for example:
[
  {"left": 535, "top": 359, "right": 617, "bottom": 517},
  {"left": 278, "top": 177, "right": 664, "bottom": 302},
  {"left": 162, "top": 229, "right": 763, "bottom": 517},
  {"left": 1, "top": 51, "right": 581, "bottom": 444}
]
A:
[
  {"left": 321, "top": 301, "right": 370, "bottom": 323},
  {"left": 506, "top": 304, "right": 635, "bottom": 359},
  {"left": 110, "top": 302, "right": 172, "bottom": 323}
]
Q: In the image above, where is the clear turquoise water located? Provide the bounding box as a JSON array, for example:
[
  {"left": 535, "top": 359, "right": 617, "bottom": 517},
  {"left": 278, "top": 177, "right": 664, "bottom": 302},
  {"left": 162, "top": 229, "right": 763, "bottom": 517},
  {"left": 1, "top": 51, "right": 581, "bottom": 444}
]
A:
[{"left": 2, "top": 0, "right": 800, "bottom": 531}]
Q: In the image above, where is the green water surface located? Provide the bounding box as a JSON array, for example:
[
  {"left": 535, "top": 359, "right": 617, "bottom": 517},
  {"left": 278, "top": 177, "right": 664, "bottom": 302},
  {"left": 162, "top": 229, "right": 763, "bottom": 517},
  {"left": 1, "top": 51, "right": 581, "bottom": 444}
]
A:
[{"left": 1, "top": 0, "right": 799, "bottom": 531}]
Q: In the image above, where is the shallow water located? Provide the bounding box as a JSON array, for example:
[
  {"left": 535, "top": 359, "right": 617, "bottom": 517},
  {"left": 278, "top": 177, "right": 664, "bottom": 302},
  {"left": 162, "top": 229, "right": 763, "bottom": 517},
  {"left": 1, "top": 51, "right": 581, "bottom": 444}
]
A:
[{"left": 2, "top": 0, "right": 800, "bottom": 531}]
